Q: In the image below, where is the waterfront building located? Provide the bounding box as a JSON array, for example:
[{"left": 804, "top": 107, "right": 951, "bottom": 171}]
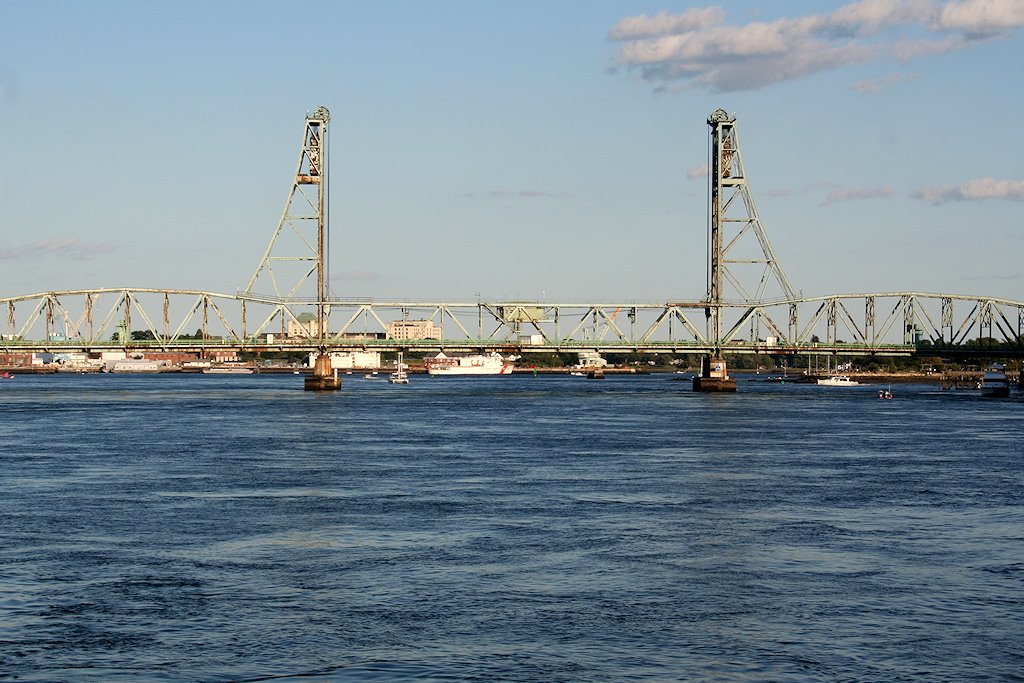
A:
[
  {"left": 386, "top": 319, "right": 441, "bottom": 341},
  {"left": 288, "top": 313, "right": 322, "bottom": 338},
  {"left": 309, "top": 350, "right": 382, "bottom": 370},
  {"left": 574, "top": 350, "right": 607, "bottom": 368}
]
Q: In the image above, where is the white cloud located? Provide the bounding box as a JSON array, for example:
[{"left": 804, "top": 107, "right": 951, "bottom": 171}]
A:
[
  {"left": 814, "top": 0, "right": 936, "bottom": 36},
  {"left": 608, "top": 7, "right": 725, "bottom": 40},
  {"left": 686, "top": 164, "right": 709, "bottom": 180},
  {"left": 851, "top": 71, "right": 921, "bottom": 92},
  {"left": 819, "top": 186, "right": 895, "bottom": 205},
  {"left": 609, "top": 0, "right": 1024, "bottom": 92},
  {"left": 933, "top": 0, "right": 1024, "bottom": 36},
  {"left": 912, "top": 177, "right": 1024, "bottom": 203}
]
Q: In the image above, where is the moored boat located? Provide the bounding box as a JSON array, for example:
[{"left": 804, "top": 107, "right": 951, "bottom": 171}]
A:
[
  {"left": 425, "top": 352, "right": 514, "bottom": 376},
  {"left": 109, "top": 359, "right": 165, "bottom": 373},
  {"left": 981, "top": 364, "right": 1010, "bottom": 398},
  {"left": 388, "top": 353, "right": 410, "bottom": 384},
  {"left": 817, "top": 375, "right": 859, "bottom": 386}
]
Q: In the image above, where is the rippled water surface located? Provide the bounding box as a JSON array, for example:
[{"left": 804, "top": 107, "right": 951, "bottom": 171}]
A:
[{"left": 1, "top": 373, "right": 1022, "bottom": 681}]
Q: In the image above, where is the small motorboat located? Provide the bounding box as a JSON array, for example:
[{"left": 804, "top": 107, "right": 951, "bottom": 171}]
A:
[{"left": 817, "top": 375, "right": 859, "bottom": 386}]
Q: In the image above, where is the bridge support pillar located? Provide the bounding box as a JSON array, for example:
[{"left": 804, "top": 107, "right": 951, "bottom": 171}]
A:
[
  {"left": 304, "top": 352, "right": 341, "bottom": 391},
  {"left": 693, "top": 355, "right": 736, "bottom": 392}
]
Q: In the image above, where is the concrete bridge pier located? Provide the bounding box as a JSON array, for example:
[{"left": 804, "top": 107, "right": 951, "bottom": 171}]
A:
[
  {"left": 304, "top": 352, "right": 341, "bottom": 391},
  {"left": 693, "top": 355, "right": 737, "bottom": 392}
]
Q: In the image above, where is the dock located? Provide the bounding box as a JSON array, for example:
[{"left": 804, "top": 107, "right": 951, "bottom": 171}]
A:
[{"left": 940, "top": 370, "right": 1020, "bottom": 390}]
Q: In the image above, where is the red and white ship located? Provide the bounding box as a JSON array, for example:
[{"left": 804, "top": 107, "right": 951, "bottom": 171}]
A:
[{"left": 425, "top": 352, "right": 514, "bottom": 376}]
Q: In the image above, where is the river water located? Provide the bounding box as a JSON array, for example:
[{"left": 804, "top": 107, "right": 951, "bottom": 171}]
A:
[{"left": 1, "top": 373, "right": 1021, "bottom": 682}]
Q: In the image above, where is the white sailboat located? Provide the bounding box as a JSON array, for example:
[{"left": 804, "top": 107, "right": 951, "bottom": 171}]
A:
[
  {"left": 816, "top": 356, "right": 859, "bottom": 386},
  {"left": 388, "top": 353, "right": 410, "bottom": 384}
]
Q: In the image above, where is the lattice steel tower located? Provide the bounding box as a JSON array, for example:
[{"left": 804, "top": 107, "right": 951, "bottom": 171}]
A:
[
  {"left": 244, "top": 105, "right": 332, "bottom": 305},
  {"left": 243, "top": 105, "right": 339, "bottom": 390},
  {"left": 705, "top": 108, "right": 796, "bottom": 346},
  {"left": 696, "top": 109, "right": 795, "bottom": 392}
]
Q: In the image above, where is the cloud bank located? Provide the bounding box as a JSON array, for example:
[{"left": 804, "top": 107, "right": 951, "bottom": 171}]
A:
[
  {"left": 0, "top": 239, "right": 117, "bottom": 261},
  {"left": 463, "top": 190, "right": 571, "bottom": 199},
  {"left": 610, "top": 0, "right": 1024, "bottom": 92},
  {"left": 912, "top": 177, "right": 1024, "bottom": 203},
  {"left": 820, "top": 186, "right": 895, "bottom": 205},
  {"left": 851, "top": 71, "right": 921, "bottom": 93}
]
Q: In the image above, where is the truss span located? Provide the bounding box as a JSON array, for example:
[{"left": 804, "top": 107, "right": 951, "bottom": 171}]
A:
[
  {"left": 3, "top": 109, "right": 1021, "bottom": 362},
  {"left": 3, "top": 289, "right": 1020, "bottom": 356}
]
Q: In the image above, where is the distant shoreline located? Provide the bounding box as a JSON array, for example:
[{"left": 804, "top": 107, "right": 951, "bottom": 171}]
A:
[{"left": 0, "top": 367, "right": 1014, "bottom": 387}]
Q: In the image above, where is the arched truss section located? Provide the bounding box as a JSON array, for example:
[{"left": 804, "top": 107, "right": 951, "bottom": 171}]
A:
[
  {"left": 0, "top": 289, "right": 320, "bottom": 352},
  {"left": 715, "top": 292, "right": 1024, "bottom": 350},
  {"left": 3, "top": 289, "right": 1021, "bottom": 356}
]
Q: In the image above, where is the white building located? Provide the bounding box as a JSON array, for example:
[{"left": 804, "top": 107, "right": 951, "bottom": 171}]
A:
[
  {"left": 386, "top": 319, "right": 441, "bottom": 341},
  {"left": 288, "top": 313, "right": 322, "bottom": 338},
  {"left": 574, "top": 350, "right": 607, "bottom": 368},
  {"left": 309, "top": 351, "right": 381, "bottom": 370},
  {"left": 517, "top": 334, "right": 544, "bottom": 346}
]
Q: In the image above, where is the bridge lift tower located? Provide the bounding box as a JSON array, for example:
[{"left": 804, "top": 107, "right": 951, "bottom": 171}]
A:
[
  {"left": 244, "top": 105, "right": 340, "bottom": 390},
  {"left": 694, "top": 108, "right": 796, "bottom": 392}
]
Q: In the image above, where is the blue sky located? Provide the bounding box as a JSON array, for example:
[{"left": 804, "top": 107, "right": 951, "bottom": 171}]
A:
[{"left": 2, "top": 0, "right": 1022, "bottom": 303}]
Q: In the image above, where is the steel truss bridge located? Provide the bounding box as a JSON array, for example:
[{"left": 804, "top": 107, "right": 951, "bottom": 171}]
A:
[
  {"left": 3, "top": 108, "right": 1022, "bottom": 360},
  {"left": 3, "top": 289, "right": 1021, "bottom": 358}
]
